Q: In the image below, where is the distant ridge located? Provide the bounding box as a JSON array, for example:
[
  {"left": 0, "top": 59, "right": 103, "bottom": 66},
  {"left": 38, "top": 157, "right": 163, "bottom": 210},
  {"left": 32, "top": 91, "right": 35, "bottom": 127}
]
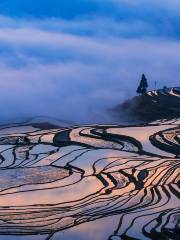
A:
[{"left": 114, "top": 87, "right": 180, "bottom": 121}]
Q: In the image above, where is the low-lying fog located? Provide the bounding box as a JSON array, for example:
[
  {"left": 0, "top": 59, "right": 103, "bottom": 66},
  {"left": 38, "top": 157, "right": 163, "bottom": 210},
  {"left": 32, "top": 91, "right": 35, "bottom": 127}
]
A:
[{"left": 0, "top": 0, "right": 180, "bottom": 124}]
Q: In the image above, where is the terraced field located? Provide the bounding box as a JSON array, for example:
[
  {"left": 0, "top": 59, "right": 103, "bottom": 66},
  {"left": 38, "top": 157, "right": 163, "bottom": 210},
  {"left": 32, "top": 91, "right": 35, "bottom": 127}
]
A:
[{"left": 0, "top": 118, "right": 179, "bottom": 240}]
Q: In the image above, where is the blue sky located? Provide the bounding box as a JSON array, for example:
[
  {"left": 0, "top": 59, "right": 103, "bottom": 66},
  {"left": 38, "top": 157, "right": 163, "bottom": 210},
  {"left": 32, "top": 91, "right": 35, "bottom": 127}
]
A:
[
  {"left": 0, "top": 0, "right": 180, "bottom": 39},
  {"left": 0, "top": 0, "right": 179, "bottom": 123}
]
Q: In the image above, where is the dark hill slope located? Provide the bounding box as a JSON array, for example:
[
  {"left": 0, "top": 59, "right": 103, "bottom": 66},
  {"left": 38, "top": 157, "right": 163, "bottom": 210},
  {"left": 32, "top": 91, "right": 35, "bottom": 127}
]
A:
[{"left": 114, "top": 87, "right": 180, "bottom": 121}]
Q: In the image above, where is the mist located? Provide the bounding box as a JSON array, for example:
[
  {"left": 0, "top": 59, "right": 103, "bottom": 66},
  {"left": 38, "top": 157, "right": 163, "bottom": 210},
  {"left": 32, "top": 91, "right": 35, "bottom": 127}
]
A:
[{"left": 0, "top": 1, "right": 180, "bottom": 124}]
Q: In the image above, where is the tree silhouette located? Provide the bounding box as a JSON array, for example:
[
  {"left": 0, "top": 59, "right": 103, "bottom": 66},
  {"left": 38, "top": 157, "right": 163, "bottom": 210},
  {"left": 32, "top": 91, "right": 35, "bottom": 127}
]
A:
[{"left": 136, "top": 74, "right": 148, "bottom": 94}]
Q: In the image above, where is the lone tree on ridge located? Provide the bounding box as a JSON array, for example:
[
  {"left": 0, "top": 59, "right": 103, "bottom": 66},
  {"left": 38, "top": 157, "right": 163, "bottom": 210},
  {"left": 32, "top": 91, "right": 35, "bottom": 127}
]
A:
[{"left": 136, "top": 74, "right": 148, "bottom": 94}]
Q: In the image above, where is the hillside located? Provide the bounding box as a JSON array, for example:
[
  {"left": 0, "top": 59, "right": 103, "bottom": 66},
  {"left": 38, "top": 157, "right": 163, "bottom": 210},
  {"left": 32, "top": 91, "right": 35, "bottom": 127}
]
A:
[{"left": 114, "top": 87, "right": 180, "bottom": 121}]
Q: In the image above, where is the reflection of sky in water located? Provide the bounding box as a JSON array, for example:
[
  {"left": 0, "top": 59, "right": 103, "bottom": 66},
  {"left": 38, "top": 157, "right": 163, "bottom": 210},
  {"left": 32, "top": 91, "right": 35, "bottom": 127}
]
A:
[
  {"left": 108, "top": 124, "right": 176, "bottom": 157},
  {"left": 0, "top": 216, "right": 118, "bottom": 240},
  {"left": 52, "top": 216, "right": 120, "bottom": 240},
  {"left": 0, "top": 236, "right": 46, "bottom": 240},
  {"left": 0, "top": 120, "right": 179, "bottom": 239},
  {"left": 0, "top": 217, "right": 118, "bottom": 240}
]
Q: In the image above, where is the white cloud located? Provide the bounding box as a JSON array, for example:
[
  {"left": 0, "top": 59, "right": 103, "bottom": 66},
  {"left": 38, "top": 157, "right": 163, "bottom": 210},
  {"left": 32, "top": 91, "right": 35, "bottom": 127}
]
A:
[
  {"left": 0, "top": 15, "right": 179, "bottom": 123},
  {"left": 111, "top": 0, "right": 180, "bottom": 9}
]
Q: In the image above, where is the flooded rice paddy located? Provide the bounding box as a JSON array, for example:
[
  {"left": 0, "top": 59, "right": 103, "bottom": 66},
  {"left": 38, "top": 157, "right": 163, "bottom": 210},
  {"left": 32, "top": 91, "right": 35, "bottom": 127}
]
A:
[{"left": 0, "top": 118, "right": 179, "bottom": 240}]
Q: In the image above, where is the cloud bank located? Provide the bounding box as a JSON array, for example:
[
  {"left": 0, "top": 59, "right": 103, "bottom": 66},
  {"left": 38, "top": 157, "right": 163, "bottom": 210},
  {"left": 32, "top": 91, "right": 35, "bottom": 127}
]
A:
[{"left": 0, "top": 1, "right": 179, "bottom": 124}]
